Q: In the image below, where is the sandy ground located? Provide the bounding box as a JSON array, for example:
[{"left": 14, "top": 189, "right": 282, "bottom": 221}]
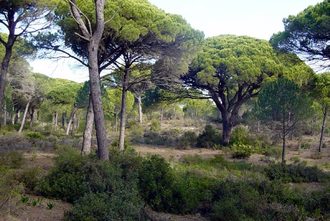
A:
[{"left": 134, "top": 145, "right": 223, "bottom": 161}]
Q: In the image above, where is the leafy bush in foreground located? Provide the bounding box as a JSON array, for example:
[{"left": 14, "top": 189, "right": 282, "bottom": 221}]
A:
[{"left": 38, "top": 148, "right": 143, "bottom": 220}]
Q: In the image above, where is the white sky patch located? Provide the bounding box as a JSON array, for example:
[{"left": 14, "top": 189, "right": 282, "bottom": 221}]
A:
[{"left": 29, "top": 58, "right": 88, "bottom": 82}]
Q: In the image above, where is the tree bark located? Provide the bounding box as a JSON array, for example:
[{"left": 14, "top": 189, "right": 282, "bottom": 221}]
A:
[
  {"left": 281, "top": 111, "right": 286, "bottom": 164},
  {"left": 318, "top": 106, "right": 328, "bottom": 152},
  {"left": 54, "top": 112, "right": 58, "bottom": 129},
  {"left": 119, "top": 68, "right": 130, "bottom": 151},
  {"left": 0, "top": 12, "right": 15, "bottom": 122},
  {"left": 69, "top": 0, "right": 108, "bottom": 160},
  {"left": 66, "top": 107, "right": 78, "bottom": 135},
  {"left": 3, "top": 102, "right": 6, "bottom": 126},
  {"left": 137, "top": 95, "right": 143, "bottom": 124},
  {"left": 62, "top": 112, "right": 67, "bottom": 129},
  {"left": 222, "top": 114, "right": 233, "bottom": 146},
  {"left": 18, "top": 101, "right": 30, "bottom": 133},
  {"left": 82, "top": 98, "right": 94, "bottom": 155},
  {"left": 29, "top": 108, "right": 35, "bottom": 128}
]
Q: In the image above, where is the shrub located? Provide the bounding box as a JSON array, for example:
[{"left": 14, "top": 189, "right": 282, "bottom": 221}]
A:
[
  {"left": 143, "top": 130, "right": 179, "bottom": 147},
  {"left": 150, "top": 119, "right": 161, "bottom": 132},
  {"left": 231, "top": 143, "right": 254, "bottom": 159},
  {"left": 231, "top": 126, "right": 250, "bottom": 145},
  {"left": 265, "top": 163, "right": 327, "bottom": 183},
  {"left": 304, "top": 188, "right": 330, "bottom": 219},
  {"left": 0, "top": 151, "right": 24, "bottom": 169},
  {"left": 25, "top": 131, "right": 44, "bottom": 140},
  {"left": 138, "top": 155, "right": 176, "bottom": 212},
  {"left": 129, "top": 124, "right": 144, "bottom": 143},
  {"left": 38, "top": 147, "right": 143, "bottom": 219},
  {"left": 19, "top": 167, "right": 45, "bottom": 192},
  {"left": 174, "top": 172, "right": 215, "bottom": 213},
  {"left": 65, "top": 191, "right": 143, "bottom": 221},
  {"left": 210, "top": 180, "right": 261, "bottom": 221},
  {"left": 178, "top": 131, "right": 197, "bottom": 148},
  {"left": 196, "top": 125, "right": 221, "bottom": 148},
  {"left": 38, "top": 148, "right": 118, "bottom": 202}
]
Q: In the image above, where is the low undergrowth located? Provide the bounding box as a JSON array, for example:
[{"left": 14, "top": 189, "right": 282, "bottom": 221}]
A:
[{"left": 1, "top": 148, "right": 329, "bottom": 221}]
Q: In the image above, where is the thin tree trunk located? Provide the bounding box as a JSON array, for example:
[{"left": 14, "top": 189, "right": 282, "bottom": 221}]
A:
[
  {"left": 54, "top": 112, "right": 58, "bottom": 129},
  {"left": 11, "top": 112, "right": 15, "bottom": 125},
  {"left": 29, "top": 108, "right": 34, "bottom": 128},
  {"left": 15, "top": 111, "right": 20, "bottom": 124},
  {"left": 18, "top": 101, "right": 30, "bottom": 133},
  {"left": 318, "top": 106, "right": 328, "bottom": 152},
  {"left": 119, "top": 68, "right": 129, "bottom": 151},
  {"left": 137, "top": 95, "right": 143, "bottom": 124},
  {"left": 0, "top": 37, "right": 14, "bottom": 122},
  {"left": 66, "top": 107, "right": 78, "bottom": 135},
  {"left": 3, "top": 102, "right": 6, "bottom": 126},
  {"left": 114, "top": 113, "right": 118, "bottom": 132},
  {"left": 89, "top": 48, "right": 108, "bottom": 159},
  {"left": 69, "top": 0, "right": 108, "bottom": 160},
  {"left": 62, "top": 112, "right": 67, "bottom": 129},
  {"left": 281, "top": 112, "right": 286, "bottom": 164},
  {"left": 82, "top": 98, "right": 94, "bottom": 155}
]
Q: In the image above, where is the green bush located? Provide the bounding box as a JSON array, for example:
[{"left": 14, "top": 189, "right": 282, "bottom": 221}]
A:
[
  {"left": 19, "top": 167, "right": 45, "bottom": 192},
  {"left": 304, "top": 188, "right": 330, "bottom": 219},
  {"left": 38, "top": 147, "right": 143, "bottom": 220},
  {"left": 231, "top": 143, "right": 254, "bottom": 159},
  {"left": 0, "top": 151, "right": 24, "bottom": 169},
  {"left": 196, "top": 125, "right": 221, "bottom": 148},
  {"left": 65, "top": 191, "right": 143, "bottom": 221},
  {"left": 25, "top": 131, "right": 44, "bottom": 140},
  {"left": 210, "top": 180, "right": 261, "bottom": 221},
  {"left": 178, "top": 131, "right": 197, "bottom": 148},
  {"left": 150, "top": 119, "right": 161, "bottom": 132},
  {"left": 129, "top": 124, "right": 144, "bottom": 143},
  {"left": 143, "top": 129, "right": 179, "bottom": 147},
  {"left": 231, "top": 126, "right": 250, "bottom": 144},
  {"left": 138, "top": 155, "right": 176, "bottom": 212},
  {"left": 174, "top": 172, "right": 214, "bottom": 213},
  {"left": 265, "top": 163, "right": 327, "bottom": 183}
]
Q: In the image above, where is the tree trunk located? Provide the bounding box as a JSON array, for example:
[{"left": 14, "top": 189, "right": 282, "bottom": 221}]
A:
[
  {"left": 318, "top": 106, "right": 328, "bottom": 152},
  {"left": 137, "top": 95, "right": 143, "bottom": 124},
  {"left": 119, "top": 68, "right": 130, "bottom": 151},
  {"left": 281, "top": 112, "right": 286, "bottom": 164},
  {"left": 29, "top": 108, "right": 35, "bottom": 128},
  {"left": 222, "top": 115, "right": 232, "bottom": 146},
  {"left": 88, "top": 42, "right": 108, "bottom": 160},
  {"left": 115, "top": 113, "right": 118, "bottom": 132},
  {"left": 18, "top": 101, "right": 30, "bottom": 133},
  {"left": 82, "top": 98, "right": 94, "bottom": 155},
  {"left": 0, "top": 38, "right": 14, "bottom": 123},
  {"left": 62, "top": 112, "right": 67, "bottom": 129},
  {"left": 3, "top": 102, "right": 6, "bottom": 126},
  {"left": 54, "top": 112, "right": 58, "bottom": 129},
  {"left": 66, "top": 107, "right": 78, "bottom": 135},
  {"left": 69, "top": 0, "right": 108, "bottom": 160},
  {"left": 15, "top": 111, "right": 20, "bottom": 124},
  {"left": 11, "top": 112, "right": 15, "bottom": 125}
]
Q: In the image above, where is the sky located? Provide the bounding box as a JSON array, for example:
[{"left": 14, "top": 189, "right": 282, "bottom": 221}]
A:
[{"left": 30, "top": 0, "right": 323, "bottom": 82}]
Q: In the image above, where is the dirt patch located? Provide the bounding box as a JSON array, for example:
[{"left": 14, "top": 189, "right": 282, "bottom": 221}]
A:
[
  {"left": 23, "top": 152, "right": 56, "bottom": 170},
  {"left": 0, "top": 195, "right": 71, "bottom": 221},
  {"left": 144, "top": 207, "right": 208, "bottom": 221},
  {"left": 134, "top": 145, "right": 223, "bottom": 161}
]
